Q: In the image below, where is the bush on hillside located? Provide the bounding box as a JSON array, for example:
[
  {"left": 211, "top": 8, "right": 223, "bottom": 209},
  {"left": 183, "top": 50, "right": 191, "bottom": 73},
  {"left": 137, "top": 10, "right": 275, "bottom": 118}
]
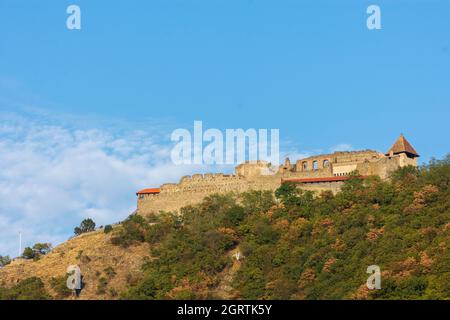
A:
[
  {"left": 22, "top": 243, "right": 52, "bottom": 260},
  {"left": 0, "top": 255, "right": 11, "bottom": 267},
  {"left": 111, "top": 214, "right": 150, "bottom": 247},
  {"left": 0, "top": 277, "right": 51, "bottom": 300},
  {"left": 104, "top": 225, "right": 113, "bottom": 234},
  {"left": 50, "top": 275, "right": 72, "bottom": 299},
  {"left": 74, "top": 218, "right": 96, "bottom": 235}
]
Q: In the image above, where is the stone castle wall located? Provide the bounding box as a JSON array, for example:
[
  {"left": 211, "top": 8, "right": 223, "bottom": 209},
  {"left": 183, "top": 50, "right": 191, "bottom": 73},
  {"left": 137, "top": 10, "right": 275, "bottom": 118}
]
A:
[
  {"left": 137, "top": 150, "right": 417, "bottom": 216},
  {"left": 137, "top": 173, "right": 281, "bottom": 215}
]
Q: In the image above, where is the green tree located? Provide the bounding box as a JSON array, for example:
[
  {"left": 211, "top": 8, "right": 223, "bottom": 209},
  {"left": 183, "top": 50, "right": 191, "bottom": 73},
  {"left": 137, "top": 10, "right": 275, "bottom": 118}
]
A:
[
  {"left": 104, "top": 225, "right": 113, "bottom": 234},
  {"left": 74, "top": 218, "right": 96, "bottom": 235},
  {"left": 275, "top": 182, "right": 297, "bottom": 204},
  {"left": 22, "top": 247, "right": 36, "bottom": 260},
  {"left": 32, "top": 243, "right": 52, "bottom": 255},
  {"left": 241, "top": 190, "right": 275, "bottom": 215},
  {"left": 0, "top": 255, "right": 11, "bottom": 267},
  {"left": 111, "top": 214, "right": 149, "bottom": 247}
]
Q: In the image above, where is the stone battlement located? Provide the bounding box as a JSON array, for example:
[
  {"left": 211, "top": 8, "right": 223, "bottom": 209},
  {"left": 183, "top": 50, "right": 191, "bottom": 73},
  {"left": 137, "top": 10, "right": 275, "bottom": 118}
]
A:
[{"left": 136, "top": 135, "right": 419, "bottom": 216}]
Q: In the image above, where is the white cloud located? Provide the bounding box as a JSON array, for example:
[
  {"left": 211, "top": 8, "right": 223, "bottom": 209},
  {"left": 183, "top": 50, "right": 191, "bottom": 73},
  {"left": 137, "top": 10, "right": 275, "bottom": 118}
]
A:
[{"left": 0, "top": 111, "right": 194, "bottom": 257}]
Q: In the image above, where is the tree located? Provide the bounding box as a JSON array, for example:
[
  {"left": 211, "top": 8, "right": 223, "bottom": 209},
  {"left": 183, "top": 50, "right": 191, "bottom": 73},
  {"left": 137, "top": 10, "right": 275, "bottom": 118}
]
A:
[
  {"left": 0, "top": 255, "right": 11, "bottom": 267},
  {"left": 275, "top": 183, "right": 314, "bottom": 217},
  {"left": 226, "top": 205, "right": 246, "bottom": 226},
  {"left": 22, "top": 247, "right": 36, "bottom": 260},
  {"left": 32, "top": 243, "right": 52, "bottom": 255},
  {"left": 275, "top": 182, "right": 298, "bottom": 203},
  {"left": 111, "top": 215, "right": 149, "bottom": 247},
  {"left": 21, "top": 243, "right": 52, "bottom": 260},
  {"left": 241, "top": 190, "right": 275, "bottom": 215},
  {"left": 104, "top": 225, "right": 113, "bottom": 234},
  {"left": 74, "top": 218, "right": 96, "bottom": 235}
]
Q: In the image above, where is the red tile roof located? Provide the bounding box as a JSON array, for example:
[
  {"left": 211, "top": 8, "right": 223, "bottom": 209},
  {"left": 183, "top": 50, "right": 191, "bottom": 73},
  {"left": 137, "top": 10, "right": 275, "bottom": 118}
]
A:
[
  {"left": 136, "top": 188, "right": 161, "bottom": 195},
  {"left": 282, "top": 176, "right": 366, "bottom": 184},
  {"left": 386, "top": 134, "right": 419, "bottom": 157}
]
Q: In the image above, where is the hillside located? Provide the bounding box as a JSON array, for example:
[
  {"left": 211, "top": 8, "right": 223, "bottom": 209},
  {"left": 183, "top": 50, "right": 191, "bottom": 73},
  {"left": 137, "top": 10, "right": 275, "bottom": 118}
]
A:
[
  {"left": 0, "top": 229, "right": 151, "bottom": 300},
  {"left": 1, "top": 156, "right": 449, "bottom": 300}
]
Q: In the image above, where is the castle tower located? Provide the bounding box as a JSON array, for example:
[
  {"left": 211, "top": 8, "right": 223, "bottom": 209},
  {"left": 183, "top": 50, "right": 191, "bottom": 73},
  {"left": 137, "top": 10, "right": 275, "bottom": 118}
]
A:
[
  {"left": 385, "top": 134, "right": 419, "bottom": 167},
  {"left": 386, "top": 134, "right": 420, "bottom": 159}
]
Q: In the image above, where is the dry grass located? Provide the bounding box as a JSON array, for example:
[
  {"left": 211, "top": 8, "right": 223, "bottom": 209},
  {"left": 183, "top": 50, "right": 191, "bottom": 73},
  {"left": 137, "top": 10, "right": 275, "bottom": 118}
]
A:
[{"left": 0, "top": 229, "right": 151, "bottom": 300}]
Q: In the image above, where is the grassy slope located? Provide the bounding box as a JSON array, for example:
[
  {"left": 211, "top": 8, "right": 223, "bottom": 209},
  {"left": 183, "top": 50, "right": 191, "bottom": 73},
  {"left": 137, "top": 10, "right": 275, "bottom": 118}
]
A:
[{"left": 0, "top": 229, "right": 151, "bottom": 300}]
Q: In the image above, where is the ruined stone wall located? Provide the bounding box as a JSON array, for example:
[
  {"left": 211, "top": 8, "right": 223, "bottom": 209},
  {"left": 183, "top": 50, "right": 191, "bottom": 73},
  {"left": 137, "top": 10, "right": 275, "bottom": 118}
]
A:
[
  {"left": 283, "top": 166, "right": 334, "bottom": 179},
  {"left": 137, "top": 150, "right": 416, "bottom": 216},
  {"left": 137, "top": 173, "right": 282, "bottom": 216},
  {"left": 295, "top": 150, "right": 384, "bottom": 172},
  {"left": 296, "top": 181, "right": 344, "bottom": 194},
  {"left": 356, "top": 153, "right": 416, "bottom": 179}
]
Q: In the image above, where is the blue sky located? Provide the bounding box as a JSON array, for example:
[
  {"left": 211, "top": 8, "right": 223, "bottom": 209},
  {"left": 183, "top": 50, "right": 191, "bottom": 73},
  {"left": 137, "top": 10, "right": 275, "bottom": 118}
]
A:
[{"left": 0, "top": 1, "right": 449, "bottom": 256}]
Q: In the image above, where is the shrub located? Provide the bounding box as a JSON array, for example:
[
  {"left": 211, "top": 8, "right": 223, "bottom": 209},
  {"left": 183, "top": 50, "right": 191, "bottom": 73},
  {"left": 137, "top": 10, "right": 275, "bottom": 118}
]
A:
[
  {"left": 104, "top": 225, "right": 113, "bottom": 234},
  {"left": 225, "top": 205, "right": 246, "bottom": 226},
  {"left": 32, "top": 243, "right": 52, "bottom": 255},
  {"left": 74, "top": 218, "right": 96, "bottom": 235},
  {"left": 111, "top": 214, "right": 149, "bottom": 247},
  {"left": 104, "top": 266, "right": 116, "bottom": 279},
  {"left": 22, "top": 247, "right": 36, "bottom": 260},
  {"left": 21, "top": 243, "right": 52, "bottom": 261},
  {"left": 241, "top": 190, "right": 275, "bottom": 215},
  {"left": 50, "top": 275, "right": 72, "bottom": 299},
  {"left": 0, "top": 277, "right": 51, "bottom": 300},
  {"left": 109, "top": 288, "right": 118, "bottom": 298},
  {"left": 97, "top": 277, "right": 108, "bottom": 294},
  {"left": 0, "top": 255, "right": 11, "bottom": 267}
]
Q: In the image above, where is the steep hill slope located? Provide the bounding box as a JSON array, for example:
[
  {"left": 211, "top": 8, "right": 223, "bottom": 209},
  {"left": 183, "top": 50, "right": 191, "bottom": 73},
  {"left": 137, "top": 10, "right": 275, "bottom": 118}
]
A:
[
  {"left": 0, "top": 229, "right": 151, "bottom": 299},
  {"left": 1, "top": 156, "right": 449, "bottom": 300}
]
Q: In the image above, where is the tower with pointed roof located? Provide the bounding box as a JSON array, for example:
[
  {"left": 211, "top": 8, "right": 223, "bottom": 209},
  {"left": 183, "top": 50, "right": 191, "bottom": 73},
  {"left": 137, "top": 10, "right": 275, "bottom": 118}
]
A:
[
  {"left": 386, "top": 134, "right": 420, "bottom": 158},
  {"left": 385, "top": 134, "right": 419, "bottom": 168}
]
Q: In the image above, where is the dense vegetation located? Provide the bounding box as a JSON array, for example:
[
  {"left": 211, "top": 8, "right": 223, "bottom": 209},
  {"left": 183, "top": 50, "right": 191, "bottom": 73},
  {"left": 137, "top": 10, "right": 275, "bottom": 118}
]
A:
[
  {"left": 22, "top": 243, "right": 52, "bottom": 260},
  {"left": 0, "top": 277, "right": 51, "bottom": 300},
  {"left": 121, "top": 157, "right": 449, "bottom": 300}
]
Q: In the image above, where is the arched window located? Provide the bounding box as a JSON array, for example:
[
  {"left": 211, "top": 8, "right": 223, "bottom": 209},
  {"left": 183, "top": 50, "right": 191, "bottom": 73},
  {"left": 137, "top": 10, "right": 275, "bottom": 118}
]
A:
[
  {"left": 323, "top": 160, "right": 330, "bottom": 167},
  {"left": 313, "top": 161, "right": 318, "bottom": 170},
  {"left": 302, "top": 161, "right": 307, "bottom": 171}
]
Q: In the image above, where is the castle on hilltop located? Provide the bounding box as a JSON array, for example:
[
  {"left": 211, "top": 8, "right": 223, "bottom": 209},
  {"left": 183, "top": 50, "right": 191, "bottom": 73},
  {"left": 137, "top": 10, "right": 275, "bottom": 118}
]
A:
[{"left": 136, "top": 135, "right": 419, "bottom": 215}]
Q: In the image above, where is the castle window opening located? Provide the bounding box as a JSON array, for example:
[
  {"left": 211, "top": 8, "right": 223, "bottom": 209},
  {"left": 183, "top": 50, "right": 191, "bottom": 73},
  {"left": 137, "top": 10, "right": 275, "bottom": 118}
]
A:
[
  {"left": 313, "top": 161, "right": 318, "bottom": 170},
  {"left": 302, "top": 161, "right": 307, "bottom": 170},
  {"left": 323, "top": 160, "right": 330, "bottom": 167}
]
